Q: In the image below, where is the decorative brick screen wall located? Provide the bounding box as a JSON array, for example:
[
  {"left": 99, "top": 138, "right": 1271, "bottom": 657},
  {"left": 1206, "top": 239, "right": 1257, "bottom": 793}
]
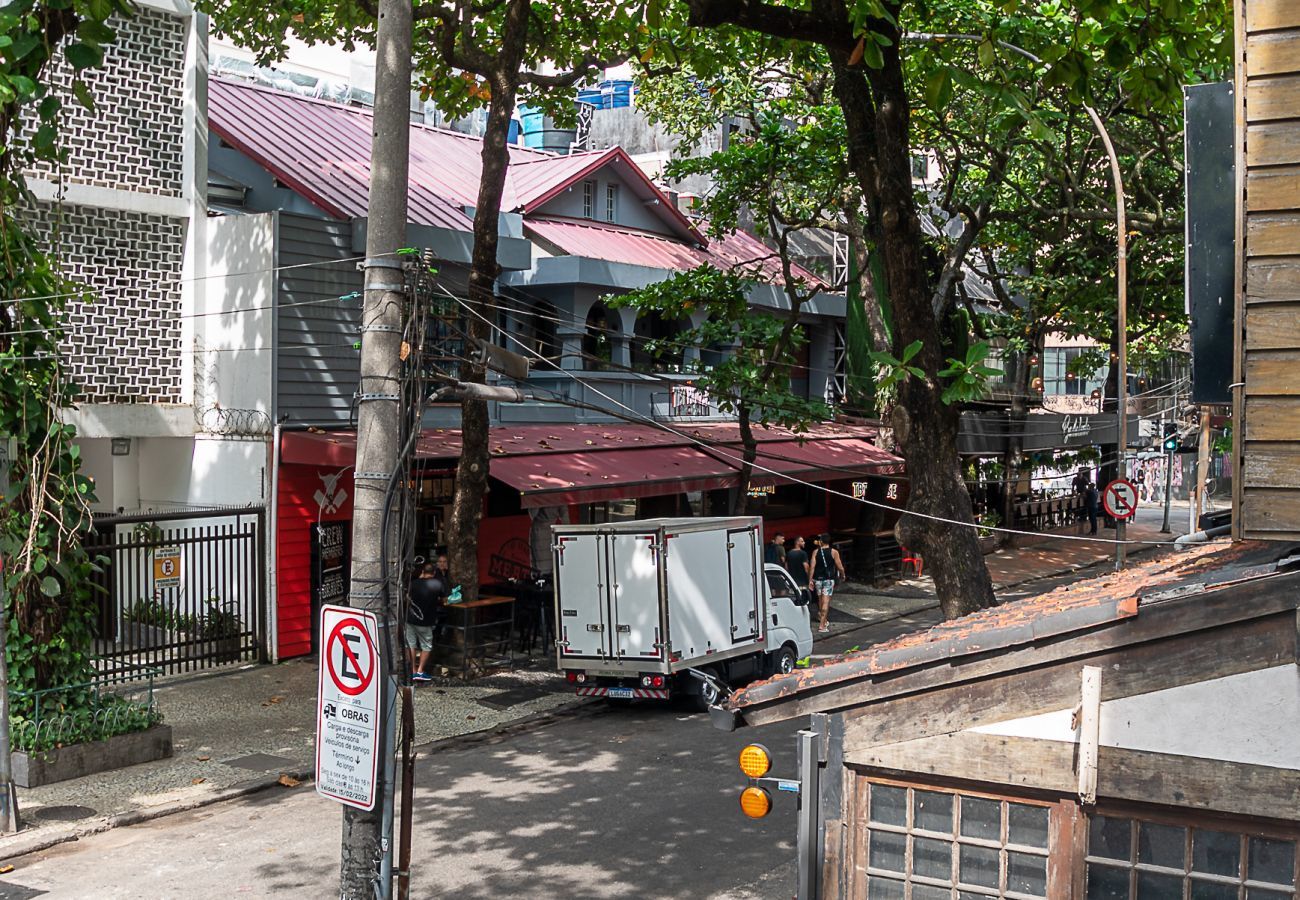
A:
[
  {"left": 29, "top": 8, "right": 186, "bottom": 197},
  {"left": 32, "top": 201, "right": 185, "bottom": 403}
]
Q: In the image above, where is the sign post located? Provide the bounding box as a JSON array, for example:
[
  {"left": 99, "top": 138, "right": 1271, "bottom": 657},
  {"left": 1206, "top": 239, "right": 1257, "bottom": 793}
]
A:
[
  {"left": 1102, "top": 479, "right": 1139, "bottom": 523},
  {"left": 317, "top": 605, "right": 382, "bottom": 811}
]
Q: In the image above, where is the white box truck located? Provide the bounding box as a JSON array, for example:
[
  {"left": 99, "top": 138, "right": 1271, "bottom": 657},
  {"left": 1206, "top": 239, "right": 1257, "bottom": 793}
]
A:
[{"left": 552, "top": 517, "right": 814, "bottom": 707}]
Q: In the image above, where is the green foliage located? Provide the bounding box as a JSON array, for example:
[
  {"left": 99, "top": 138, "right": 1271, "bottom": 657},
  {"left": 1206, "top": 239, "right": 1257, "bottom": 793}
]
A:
[
  {"left": 608, "top": 266, "right": 829, "bottom": 430},
  {"left": 10, "top": 687, "right": 162, "bottom": 753},
  {"left": 201, "top": 0, "right": 646, "bottom": 123},
  {"left": 937, "top": 342, "right": 1003, "bottom": 404},
  {"left": 124, "top": 596, "right": 198, "bottom": 634},
  {"left": 868, "top": 340, "right": 924, "bottom": 396},
  {"left": 1, "top": 0, "right": 123, "bottom": 695}
]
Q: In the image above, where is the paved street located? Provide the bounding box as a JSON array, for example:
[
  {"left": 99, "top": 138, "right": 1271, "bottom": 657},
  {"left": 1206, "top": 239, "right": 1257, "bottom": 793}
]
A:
[{"left": 0, "top": 701, "right": 802, "bottom": 900}]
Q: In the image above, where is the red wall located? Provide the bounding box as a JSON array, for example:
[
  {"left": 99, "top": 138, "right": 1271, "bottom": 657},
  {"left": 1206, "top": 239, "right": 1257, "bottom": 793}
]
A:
[{"left": 276, "top": 464, "right": 354, "bottom": 660}]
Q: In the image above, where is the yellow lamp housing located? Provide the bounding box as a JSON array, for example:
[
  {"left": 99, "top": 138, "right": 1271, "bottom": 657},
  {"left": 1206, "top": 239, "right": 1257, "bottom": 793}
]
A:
[
  {"left": 739, "top": 743, "right": 773, "bottom": 779},
  {"left": 739, "top": 786, "right": 773, "bottom": 819}
]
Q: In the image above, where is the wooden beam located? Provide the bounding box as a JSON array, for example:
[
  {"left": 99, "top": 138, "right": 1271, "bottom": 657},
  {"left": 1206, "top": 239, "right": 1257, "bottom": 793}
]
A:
[
  {"left": 1246, "top": 168, "right": 1300, "bottom": 211},
  {"left": 1077, "top": 667, "right": 1101, "bottom": 805},
  {"left": 1243, "top": 397, "right": 1300, "bottom": 439},
  {"left": 1245, "top": 354, "right": 1300, "bottom": 393},
  {"left": 839, "top": 613, "right": 1293, "bottom": 752},
  {"left": 1247, "top": 215, "right": 1300, "bottom": 256},
  {"left": 1247, "top": 122, "right": 1300, "bottom": 167},
  {"left": 1247, "top": 31, "right": 1300, "bottom": 76},
  {"left": 1244, "top": 449, "right": 1300, "bottom": 487},
  {"left": 1246, "top": 304, "right": 1300, "bottom": 348},
  {"left": 1247, "top": 0, "right": 1300, "bottom": 33},
  {"left": 845, "top": 735, "right": 1300, "bottom": 821},
  {"left": 1246, "top": 258, "right": 1300, "bottom": 303},
  {"left": 737, "top": 573, "right": 1300, "bottom": 729},
  {"left": 1247, "top": 74, "right": 1300, "bottom": 121},
  {"left": 1243, "top": 487, "right": 1300, "bottom": 530}
]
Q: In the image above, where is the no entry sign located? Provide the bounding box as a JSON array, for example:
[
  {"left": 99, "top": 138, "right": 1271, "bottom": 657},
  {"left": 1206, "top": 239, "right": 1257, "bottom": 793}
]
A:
[
  {"left": 1102, "top": 479, "right": 1139, "bottom": 521},
  {"left": 316, "top": 605, "right": 381, "bottom": 810}
]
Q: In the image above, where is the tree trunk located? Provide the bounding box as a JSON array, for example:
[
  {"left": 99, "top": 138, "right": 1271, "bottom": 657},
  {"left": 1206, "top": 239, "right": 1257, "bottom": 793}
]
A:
[
  {"left": 998, "top": 349, "right": 1029, "bottom": 547},
  {"left": 732, "top": 404, "right": 758, "bottom": 515},
  {"left": 833, "top": 40, "right": 997, "bottom": 618},
  {"left": 446, "top": 0, "right": 530, "bottom": 602}
]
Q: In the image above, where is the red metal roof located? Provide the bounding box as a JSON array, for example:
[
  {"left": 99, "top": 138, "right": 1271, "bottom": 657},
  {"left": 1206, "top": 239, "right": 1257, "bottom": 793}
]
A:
[
  {"left": 208, "top": 78, "right": 816, "bottom": 282},
  {"left": 525, "top": 216, "right": 823, "bottom": 285},
  {"left": 209, "top": 77, "right": 551, "bottom": 230},
  {"left": 279, "top": 422, "right": 900, "bottom": 507}
]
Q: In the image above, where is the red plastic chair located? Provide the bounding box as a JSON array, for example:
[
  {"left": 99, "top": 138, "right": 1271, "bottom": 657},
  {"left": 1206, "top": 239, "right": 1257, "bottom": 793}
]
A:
[{"left": 900, "top": 546, "right": 924, "bottom": 577}]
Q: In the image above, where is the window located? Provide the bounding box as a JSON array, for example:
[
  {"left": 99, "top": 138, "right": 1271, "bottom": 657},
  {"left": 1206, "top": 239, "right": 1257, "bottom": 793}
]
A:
[
  {"left": 862, "top": 782, "right": 1052, "bottom": 899},
  {"left": 911, "top": 154, "right": 929, "bottom": 181},
  {"left": 582, "top": 179, "right": 597, "bottom": 219},
  {"left": 765, "top": 570, "right": 797, "bottom": 599},
  {"left": 1086, "top": 814, "right": 1299, "bottom": 899},
  {"left": 605, "top": 183, "right": 618, "bottom": 222},
  {"left": 1042, "top": 347, "right": 1104, "bottom": 397}
]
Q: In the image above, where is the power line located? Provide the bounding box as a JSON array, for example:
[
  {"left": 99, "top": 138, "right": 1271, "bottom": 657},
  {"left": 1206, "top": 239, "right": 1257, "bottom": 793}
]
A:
[{"left": 443, "top": 283, "right": 1209, "bottom": 548}]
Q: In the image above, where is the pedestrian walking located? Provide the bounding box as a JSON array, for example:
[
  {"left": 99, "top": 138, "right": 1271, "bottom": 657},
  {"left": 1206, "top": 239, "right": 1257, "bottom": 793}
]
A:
[
  {"left": 810, "top": 534, "right": 845, "bottom": 634},
  {"left": 764, "top": 531, "right": 786, "bottom": 566},
  {"left": 406, "top": 562, "right": 445, "bottom": 682}
]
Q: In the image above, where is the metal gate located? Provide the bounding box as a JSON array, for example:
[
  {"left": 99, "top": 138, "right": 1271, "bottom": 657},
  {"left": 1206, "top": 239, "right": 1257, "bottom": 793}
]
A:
[{"left": 84, "top": 507, "right": 267, "bottom": 679}]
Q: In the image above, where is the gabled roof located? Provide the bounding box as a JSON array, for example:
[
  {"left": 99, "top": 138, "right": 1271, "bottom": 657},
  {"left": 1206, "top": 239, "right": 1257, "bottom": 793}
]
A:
[
  {"left": 509, "top": 146, "right": 705, "bottom": 244},
  {"left": 208, "top": 77, "right": 551, "bottom": 231},
  {"left": 724, "top": 541, "right": 1299, "bottom": 727}
]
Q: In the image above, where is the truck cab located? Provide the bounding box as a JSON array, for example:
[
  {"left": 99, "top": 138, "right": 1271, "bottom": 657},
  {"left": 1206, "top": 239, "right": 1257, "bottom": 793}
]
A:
[{"left": 761, "top": 563, "right": 814, "bottom": 676}]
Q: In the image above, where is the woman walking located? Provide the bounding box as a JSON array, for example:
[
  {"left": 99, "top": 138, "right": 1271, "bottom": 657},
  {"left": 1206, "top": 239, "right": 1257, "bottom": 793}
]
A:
[{"left": 810, "top": 534, "right": 845, "bottom": 634}]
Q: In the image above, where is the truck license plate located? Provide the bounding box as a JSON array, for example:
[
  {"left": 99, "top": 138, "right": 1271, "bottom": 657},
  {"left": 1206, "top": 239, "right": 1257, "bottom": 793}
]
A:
[{"left": 606, "top": 687, "right": 634, "bottom": 699}]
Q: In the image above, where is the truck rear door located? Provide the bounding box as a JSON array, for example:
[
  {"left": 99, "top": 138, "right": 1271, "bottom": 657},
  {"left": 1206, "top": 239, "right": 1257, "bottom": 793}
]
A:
[
  {"left": 608, "top": 530, "right": 663, "bottom": 661},
  {"left": 554, "top": 533, "right": 611, "bottom": 660},
  {"left": 727, "top": 526, "right": 761, "bottom": 643}
]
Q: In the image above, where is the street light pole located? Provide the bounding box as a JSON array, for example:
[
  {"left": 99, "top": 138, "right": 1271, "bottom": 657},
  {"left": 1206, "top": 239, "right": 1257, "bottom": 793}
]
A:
[{"left": 903, "top": 32, "right": 1129, "bottom": 569}]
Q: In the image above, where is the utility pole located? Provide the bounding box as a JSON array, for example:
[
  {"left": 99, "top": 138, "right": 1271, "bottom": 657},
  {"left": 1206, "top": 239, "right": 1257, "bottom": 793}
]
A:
[
  {"left": 1161, "top": 443, "right": 1174, "bottom": 533},
  {"left": 1195, "top": 407, "right": 1213, "bottom": 527},
  {"left": 339, "top": 0, "right": 411, "bottom": 895}
]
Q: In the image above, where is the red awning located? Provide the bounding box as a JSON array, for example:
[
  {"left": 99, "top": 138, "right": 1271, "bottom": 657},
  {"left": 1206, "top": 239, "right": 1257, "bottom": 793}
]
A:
[{"left": 279, "top": 423, "right": 903, "bottom": 508}]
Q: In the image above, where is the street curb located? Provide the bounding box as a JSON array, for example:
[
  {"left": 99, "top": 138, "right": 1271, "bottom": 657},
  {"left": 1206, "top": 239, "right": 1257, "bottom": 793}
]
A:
[{"left": 0, "top": 696, "right": 590, "bottom": 864}]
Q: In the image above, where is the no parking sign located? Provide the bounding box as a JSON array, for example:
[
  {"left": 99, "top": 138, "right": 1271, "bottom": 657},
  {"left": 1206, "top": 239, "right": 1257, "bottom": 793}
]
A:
[{"left": 316, "top": 605, "right": 381, "bottom": 810}]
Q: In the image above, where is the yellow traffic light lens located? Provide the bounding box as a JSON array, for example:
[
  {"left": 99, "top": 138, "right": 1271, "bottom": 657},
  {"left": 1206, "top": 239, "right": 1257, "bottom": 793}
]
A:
[
  {"left": 739, "top": 743, "right": 772, "bottom": 779},
  {"left": 740, "top": 786, "right": 773, "bottom": 819}
]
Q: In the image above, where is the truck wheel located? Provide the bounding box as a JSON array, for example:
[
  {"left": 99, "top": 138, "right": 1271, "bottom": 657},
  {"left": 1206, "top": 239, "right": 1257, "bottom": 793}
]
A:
[
  {"left": 694, "top": 668, "right": 724, "bottom": 712},
  {"left": 771, "top": 645, "right": 798, "bottom": 676}
]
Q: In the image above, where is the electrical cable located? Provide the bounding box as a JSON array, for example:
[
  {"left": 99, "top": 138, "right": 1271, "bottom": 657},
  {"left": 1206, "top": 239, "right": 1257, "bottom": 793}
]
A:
[{"left": 442, "top": 283, "right": 1223, "bottom": 549}]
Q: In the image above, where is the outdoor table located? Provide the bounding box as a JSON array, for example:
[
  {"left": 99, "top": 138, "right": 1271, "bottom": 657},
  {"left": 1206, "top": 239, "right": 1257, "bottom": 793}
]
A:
[{"left": 435, "top": 594, "right": 515, "bottom": 679}]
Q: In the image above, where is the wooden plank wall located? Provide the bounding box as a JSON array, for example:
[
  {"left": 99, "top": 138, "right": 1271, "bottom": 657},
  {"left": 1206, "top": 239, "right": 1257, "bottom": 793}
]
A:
[{"left": 1239, "top": 0, "right": 1300, "bottom": 539}]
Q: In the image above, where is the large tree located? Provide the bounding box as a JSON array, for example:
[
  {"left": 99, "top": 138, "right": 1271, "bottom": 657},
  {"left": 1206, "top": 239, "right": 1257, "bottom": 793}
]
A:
[
  {"left": 206, "top": 0, "right": 646, "bottom": 599},
  {"left": 651, "top": 0, "right": 1227, "bottom": 617}
]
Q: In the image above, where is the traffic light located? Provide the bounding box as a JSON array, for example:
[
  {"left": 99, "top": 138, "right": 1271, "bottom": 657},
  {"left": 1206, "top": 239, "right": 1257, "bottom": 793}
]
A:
[
  {"left": 1162, "top": 423, "right": 1179, "bottom": 453},
  {"left": 738, "top": 743, "right": 773, "bottom": 819}
]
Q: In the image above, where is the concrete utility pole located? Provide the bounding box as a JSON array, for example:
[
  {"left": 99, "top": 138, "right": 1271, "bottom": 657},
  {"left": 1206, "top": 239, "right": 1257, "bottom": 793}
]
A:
[
  {"left": 1195, "top": 407, "right": 1213, "bottom": 526},
  {"left": 339, "top": 0, "right": 411, "bottom": 895}
]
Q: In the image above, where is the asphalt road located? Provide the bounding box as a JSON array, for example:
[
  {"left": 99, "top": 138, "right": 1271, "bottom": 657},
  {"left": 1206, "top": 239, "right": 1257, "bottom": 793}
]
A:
[{"left": 0, "top": 701, "right": 804, "bottom": 900}]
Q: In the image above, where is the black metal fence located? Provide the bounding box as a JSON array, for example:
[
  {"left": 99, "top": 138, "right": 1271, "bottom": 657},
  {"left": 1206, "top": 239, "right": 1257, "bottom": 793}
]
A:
[{"left": 83, "top": 507, "right": 267, "bottom": 679}]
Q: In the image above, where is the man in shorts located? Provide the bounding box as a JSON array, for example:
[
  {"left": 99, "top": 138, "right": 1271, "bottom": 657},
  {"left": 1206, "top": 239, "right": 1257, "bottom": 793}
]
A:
[{"left": 406, "top": 562, "right": 444, "bottom": 682}]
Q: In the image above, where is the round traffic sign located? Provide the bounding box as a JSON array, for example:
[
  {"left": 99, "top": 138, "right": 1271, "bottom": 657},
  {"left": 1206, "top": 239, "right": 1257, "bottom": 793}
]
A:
[
  {"left": 325, "top": 617, "right": 376, "bottom": 697},
  {"left": 1102, "top": 479, "right": 1139, "bottom": 521}
]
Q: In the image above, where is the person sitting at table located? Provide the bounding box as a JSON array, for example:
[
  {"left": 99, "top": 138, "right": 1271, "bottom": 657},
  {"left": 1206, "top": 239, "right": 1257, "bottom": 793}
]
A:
[{"left": 406, "top": 563, "right": 445, "bottom": 683}]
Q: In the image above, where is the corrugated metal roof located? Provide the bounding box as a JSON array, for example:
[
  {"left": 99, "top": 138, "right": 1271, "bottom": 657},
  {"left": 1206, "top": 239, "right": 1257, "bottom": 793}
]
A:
[
  {"left": 526, "top": 216, "right": 823, "bottom": 285},
  {"left": 509, "top": 149, "right": 615, "bottom": 211},
  {"left": 209, "top": 77, "right": 551, "bottom": 231},
  {"left": 728, "top": 541, "right": 1283, "bottom": 714}
]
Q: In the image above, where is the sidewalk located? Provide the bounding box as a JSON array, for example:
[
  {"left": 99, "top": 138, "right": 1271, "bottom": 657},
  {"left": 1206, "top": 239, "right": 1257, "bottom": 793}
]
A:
[
  {"left": 0, "top": 659, "right": 578, "bottom": 859},
  {"left": 0, "top": 506, "right": 1188, "bottom": 859}
]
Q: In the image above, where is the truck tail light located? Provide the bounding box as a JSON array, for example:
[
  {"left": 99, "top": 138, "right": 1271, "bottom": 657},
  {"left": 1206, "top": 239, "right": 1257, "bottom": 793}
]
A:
[
  {"left": 566, "top": 671, "right": 586, "bottom": 684},
  {"left": 640, "top": 674, "right": 666, "bottom": 688}
]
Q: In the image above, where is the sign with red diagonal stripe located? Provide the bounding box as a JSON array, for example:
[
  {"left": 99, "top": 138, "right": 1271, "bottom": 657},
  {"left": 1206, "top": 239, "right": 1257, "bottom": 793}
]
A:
[
  {"left": 316, "top": 605, "right": 381, "bottom": 810},
  {"left": 1102, "top": 479, "right": 1139, "bottom": 521}
]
